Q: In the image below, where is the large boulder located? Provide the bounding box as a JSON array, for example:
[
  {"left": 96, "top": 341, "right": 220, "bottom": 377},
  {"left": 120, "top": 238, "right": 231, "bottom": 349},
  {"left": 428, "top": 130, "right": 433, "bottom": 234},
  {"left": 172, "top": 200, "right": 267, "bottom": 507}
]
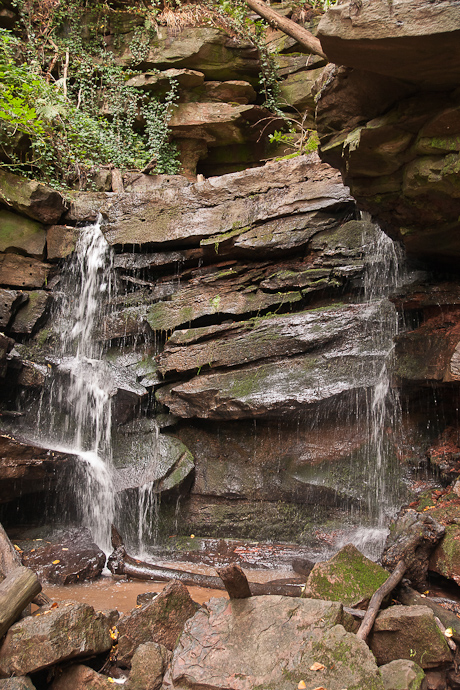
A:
[
  {"left": 95, "top": 154, "right": 352, "bottom": 247},
  {"left": 0, "top": 602, "right": 113, "bottom": 676},
  {"left": 156, "top": 300, "right": 395, "bottom": 419},
  {"left": 20, "top": 528, "right": 106, "bottom": 584},
  {"left": 303, "top": 543, "right": 389, "bottom": 607},
  {"left": 164, "top": 596, "right": 384, "bottom": 690},
  {"left": 369, "top": 605, "right": 452, "bottom": 669},
  {"left": 117, "top": 580, "right": 199, "bottom": 667}
]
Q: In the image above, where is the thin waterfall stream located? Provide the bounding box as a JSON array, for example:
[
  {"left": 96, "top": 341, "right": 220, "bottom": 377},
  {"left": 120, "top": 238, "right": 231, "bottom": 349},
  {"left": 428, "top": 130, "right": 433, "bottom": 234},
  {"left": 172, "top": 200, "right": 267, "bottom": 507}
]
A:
[{"left": 38, "top": 216, "right": 116, "bottom": 552}]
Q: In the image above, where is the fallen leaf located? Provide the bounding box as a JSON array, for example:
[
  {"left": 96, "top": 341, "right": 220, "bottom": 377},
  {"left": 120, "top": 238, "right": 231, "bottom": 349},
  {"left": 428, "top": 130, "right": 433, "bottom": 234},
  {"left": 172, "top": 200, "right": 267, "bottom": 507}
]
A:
[
  {"left": 62, "top": 548, "right": 69, "bottom": 551},
  {"left": 310, "top": 662, "right": 326, "bottom": 671},
  {"left": 52, "top": 560, "right": 60, "bottom": 564},
  {"left": 13, "top": 544, "right": 22, "bottom": 552},
  {"left": 312, "top": 687, "right": 328, "bottom": 690},
  {"left": 297, "top": 682, "right": 306, "bottom": 689},
  {"left": 51, "top": 602, "right": 59, "bottom": 609}
]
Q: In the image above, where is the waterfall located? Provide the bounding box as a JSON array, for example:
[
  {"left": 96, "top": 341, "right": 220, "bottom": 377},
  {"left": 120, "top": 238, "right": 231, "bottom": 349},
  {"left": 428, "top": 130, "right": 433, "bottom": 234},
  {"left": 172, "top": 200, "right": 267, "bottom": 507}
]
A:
[
  {"left": 348, "top": 221, "right": 406, "bottom": 557},
  {"left": 39, "top": 216, "right": 116, "bottom": 552}
]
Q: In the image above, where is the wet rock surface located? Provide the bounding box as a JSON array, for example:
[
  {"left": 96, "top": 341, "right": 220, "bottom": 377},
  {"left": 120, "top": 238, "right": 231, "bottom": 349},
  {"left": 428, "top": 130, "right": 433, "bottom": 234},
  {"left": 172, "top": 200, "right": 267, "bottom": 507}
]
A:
[{"left": 20, "top": 528, "right": 106, "bottom": 585}]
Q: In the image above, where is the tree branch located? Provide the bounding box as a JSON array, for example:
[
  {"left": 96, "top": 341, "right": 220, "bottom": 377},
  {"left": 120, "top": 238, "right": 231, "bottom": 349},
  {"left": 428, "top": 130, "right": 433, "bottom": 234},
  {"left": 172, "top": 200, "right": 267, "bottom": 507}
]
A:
[
  {"left": 244, "top": 0, "right": 327, "bottom": 59},
  {"left": 356, "top": 560, "right": 407, "bottom": 641}
]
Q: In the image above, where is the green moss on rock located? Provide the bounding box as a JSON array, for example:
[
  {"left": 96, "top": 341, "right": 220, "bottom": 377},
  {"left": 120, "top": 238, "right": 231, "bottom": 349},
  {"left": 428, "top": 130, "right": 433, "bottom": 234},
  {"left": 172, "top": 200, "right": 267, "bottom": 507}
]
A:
[{"left": 303, "top": 543, "right": 389, "bottom": 606}]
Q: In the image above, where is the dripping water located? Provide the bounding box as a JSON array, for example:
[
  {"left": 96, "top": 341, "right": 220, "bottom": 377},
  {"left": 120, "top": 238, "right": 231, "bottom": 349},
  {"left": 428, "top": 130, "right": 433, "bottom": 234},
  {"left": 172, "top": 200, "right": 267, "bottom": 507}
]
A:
[{"left": 361, "top": 219, "right": 406, "bottom": 533}]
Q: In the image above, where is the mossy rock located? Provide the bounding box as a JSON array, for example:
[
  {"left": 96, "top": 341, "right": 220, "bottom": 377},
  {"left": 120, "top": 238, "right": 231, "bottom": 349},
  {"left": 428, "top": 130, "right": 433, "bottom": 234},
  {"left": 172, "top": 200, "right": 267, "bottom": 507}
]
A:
[
  {"left": 0, "top": 210, "right": 45, "bottom": 258},
  {"left": 303, "top": 543, "right": 389, "bottom": 606}
]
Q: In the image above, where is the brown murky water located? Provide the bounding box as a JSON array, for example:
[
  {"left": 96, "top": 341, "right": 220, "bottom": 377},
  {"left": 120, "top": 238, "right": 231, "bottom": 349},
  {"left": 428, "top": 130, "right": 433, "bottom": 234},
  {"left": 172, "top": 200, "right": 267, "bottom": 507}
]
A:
[{"left": 43, "top": 560, "right": 296, "bottom": 611}]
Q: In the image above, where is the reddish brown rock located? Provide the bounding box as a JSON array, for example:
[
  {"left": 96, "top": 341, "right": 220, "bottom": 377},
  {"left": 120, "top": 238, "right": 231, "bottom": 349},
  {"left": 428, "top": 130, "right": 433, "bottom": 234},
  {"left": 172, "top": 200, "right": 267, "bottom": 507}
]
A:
[
  {"left": 117, "top": 580, "right": 199, "bottom": 667},
  {"left": 21, "top": 528, "right": 106, "bottom": 585},
  {"left": 0, "top": 436, "right": 72, "bottom": 504},
  {"left": 46, "top": 225, "right": 79, "bottom": 260},
  {"left": 165, "top": 597, "right": 382, "bottom": 690},
  {"left": 126, "top": 642, "right": 170, "bottom": 690},
  {"left": 50, "top": 665, "right": 113, "bottom": 690},
  {"left": 0, "top": 254, "right": 51, "bottom": 289}
]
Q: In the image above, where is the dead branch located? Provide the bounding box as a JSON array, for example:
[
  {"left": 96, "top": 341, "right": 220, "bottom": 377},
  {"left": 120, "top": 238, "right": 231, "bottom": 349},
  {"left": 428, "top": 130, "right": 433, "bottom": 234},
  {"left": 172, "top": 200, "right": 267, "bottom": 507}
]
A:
[
  {"left": 356, "top": 560, "right": 407, "bottom": 641},
  {"left": 243, "top": 0, "right": 326, "bottom": 59}
]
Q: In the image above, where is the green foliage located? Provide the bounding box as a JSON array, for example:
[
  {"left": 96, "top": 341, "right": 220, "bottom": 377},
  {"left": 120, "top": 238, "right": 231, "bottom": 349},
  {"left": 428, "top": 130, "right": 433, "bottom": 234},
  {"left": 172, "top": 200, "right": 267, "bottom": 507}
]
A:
[
  {"left": 143, "top": 78, "right": 180, "bottom": 174},
  {"left": 269, "top": 125, "right": 319, "bottom": 157},
  {"left": 1, "top": 1, "right": 180, "bottom": 188}
]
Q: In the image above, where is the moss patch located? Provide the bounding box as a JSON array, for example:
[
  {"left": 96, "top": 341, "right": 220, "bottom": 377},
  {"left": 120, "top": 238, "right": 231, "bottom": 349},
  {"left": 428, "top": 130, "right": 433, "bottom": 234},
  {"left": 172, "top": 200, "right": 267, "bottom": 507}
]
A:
[{"left": 303, "top": 543, "right": 388, "bottom": 606}]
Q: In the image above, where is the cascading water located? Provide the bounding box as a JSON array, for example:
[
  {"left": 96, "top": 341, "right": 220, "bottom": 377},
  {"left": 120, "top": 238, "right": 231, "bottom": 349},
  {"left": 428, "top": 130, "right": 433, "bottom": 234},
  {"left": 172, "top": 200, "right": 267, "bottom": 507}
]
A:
[
  {"left": 38, "top": 216, "right": 116, "bottom": 552},
  {"left": 345, "top": 220, "right": 407, "bottom": 558}
]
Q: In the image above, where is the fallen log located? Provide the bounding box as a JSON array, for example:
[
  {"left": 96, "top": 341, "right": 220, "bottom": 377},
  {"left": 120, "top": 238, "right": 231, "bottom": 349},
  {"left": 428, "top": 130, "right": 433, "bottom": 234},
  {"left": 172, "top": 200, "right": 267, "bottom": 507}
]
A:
[
  {"left": 217, "top": 564, "right": 252, "bottom": 599},
  {"left": 0, "top": 566, "right": 41, "bottom": 638},
  {"left": 357, "top": 559, "right": 407, "bottom": 641},
  {"left": 0, "top": 522, "right": 50, "bottom": 608},
  {"left": 396, "top": 582, "right": 460, "bottom": 645},
  {"left": 108, "top": 526, "right": 303, "bottom": 597}
]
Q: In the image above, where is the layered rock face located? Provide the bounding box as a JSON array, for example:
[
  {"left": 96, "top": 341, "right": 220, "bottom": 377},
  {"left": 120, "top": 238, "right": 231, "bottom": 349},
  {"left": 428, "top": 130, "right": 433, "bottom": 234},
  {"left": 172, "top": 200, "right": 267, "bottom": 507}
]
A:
[{"left": 0, "top": 150, "right": 403, "bottom": 546}]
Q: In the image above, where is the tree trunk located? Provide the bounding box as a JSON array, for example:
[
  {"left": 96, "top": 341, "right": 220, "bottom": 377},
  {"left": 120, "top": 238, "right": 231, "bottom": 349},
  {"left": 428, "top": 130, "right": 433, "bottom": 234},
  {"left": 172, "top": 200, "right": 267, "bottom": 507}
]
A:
[
  {"left": 244, "top": 0, "right": 327, "bottom": 59},
  {"left": 0, "top": 566, "right": 42, "bottom": 638},
  {"left": 108, "top": 526, "right": 303, "bottom": 597},
  {"left": 357, "top": 560, "right": 407, "bottom": 641}
]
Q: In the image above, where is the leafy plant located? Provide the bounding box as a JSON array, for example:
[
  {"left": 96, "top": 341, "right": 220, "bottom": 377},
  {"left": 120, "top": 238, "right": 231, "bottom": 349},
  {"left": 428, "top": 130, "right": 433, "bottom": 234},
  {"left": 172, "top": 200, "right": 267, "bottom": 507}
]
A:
[{"left": 143, "top": 78, "right": 180, "bottom": 174}]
